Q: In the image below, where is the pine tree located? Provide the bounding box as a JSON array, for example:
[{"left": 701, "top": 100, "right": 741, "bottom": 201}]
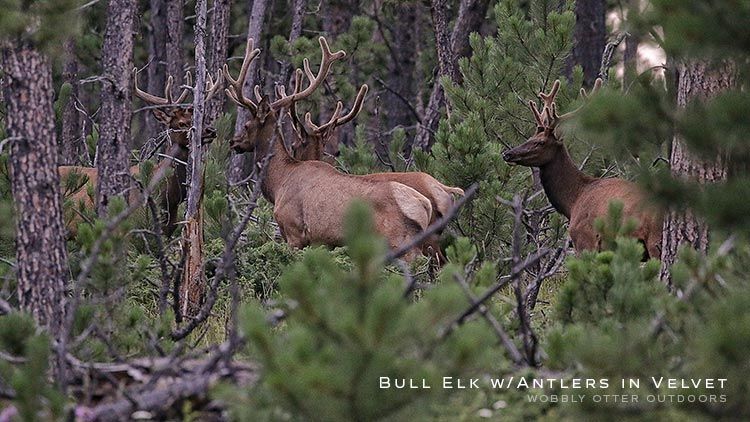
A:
[
  {"left": 96, "top": 0, "right": 138, "bottom": 216},
  {"left": 0, "top": 0, "right": 81, "bottom": 379},
  {"left": 227, "top": 202, "right": 497, "bottom": 420},
  {"left": 418, "top": 0, "right": 577, "bottom": 259}
]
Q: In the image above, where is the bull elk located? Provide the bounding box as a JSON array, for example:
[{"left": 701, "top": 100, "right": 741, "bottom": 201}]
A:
[
  {"left": 501, "top": 79, "right": 662, "bottom": 258},
  {"left": 279, "top": 70, "right": 464, "bottom": 263},
  {"left": 224, "top": 37, "right": 432, "bottom": 260},
  {"left": 60, "top": 69, "right": 222, "bottom": 237}
]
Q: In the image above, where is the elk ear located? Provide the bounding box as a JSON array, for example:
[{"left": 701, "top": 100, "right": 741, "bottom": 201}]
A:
[{"left": 151, "top": 108, "right": 174, "bottom": 125}]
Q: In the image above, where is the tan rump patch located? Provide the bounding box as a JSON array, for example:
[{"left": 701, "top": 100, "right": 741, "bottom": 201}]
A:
[{"left": 391, "top": 182, "right": 432, "bottom": 231}]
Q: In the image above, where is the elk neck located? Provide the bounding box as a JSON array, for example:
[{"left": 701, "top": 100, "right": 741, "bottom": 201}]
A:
[
  {"left": 262, "top": 126, "right": 297, "bottom": 203},
  {"left": 538, "top": 146, "right": 595, "bottom": 219}
]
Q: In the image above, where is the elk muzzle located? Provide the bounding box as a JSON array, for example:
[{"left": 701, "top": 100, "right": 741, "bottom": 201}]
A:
[{"left": 502, "top": 147, "right": 522, "bottom": 165}]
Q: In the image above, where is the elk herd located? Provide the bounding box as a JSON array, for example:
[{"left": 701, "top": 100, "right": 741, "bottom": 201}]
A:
[{"left": 57, "top": 36, "right": 663, "bottom": 264}]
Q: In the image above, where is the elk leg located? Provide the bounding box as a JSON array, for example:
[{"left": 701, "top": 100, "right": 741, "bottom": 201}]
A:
[{"left": 421, "top": 235, "right": 446, "bottom": 266}]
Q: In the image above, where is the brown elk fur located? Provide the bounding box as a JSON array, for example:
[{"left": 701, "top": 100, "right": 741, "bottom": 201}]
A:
[
  {"left": 223, "top": 37, "right": 435, "bottom": 260},
  {"left": 280, "top": 70, "right": 464, "bottom": 263},
  {"left": 502, "top": 80, "right": 662, "bottom": 259},
  {"left": 59, "top": 107, "right": 216, "bottom": 237},
  {"left": 231, "top": 99, "right": 432, "bottom": 261}
]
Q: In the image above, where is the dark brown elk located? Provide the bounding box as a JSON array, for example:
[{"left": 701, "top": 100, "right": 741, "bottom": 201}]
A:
[
  {"left": 59, "top": 69, "right": 221, "bottom": 237},
  {"left": 224, "top": 37, "right": 432, "bottom": 261},
  {"left": 501, "top": 79, "right": 662, "bottom": 259},
  {"left": 279, "top": 71, "right": 464, "bottom": 263}
]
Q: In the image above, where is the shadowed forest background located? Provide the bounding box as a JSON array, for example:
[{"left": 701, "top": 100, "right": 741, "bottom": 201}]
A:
[{"left": 1, "top": 0, "right": 750, "bottom": 420}]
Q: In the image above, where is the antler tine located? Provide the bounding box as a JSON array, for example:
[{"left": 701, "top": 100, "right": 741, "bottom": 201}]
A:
[
  {"left": 528, "top": 100, "right": 545, "bottom": 126},
  {"left": 222, "top": 37, "right": 261, "bottom": 112},
  {"left": 332, "top": 84, "right": 368, "bottom": 127},
  {"left": 133, "top": 67, "right": 170, "bottom": 105},
  {"left": 538, "top": 79, "right": 561, "bottom": 112},
  {"left": 302, "top": 58, "right": 316, "bottom": 84},
  {"left": 553, "top": 78, "right": 604, "bottom": 124},
  {"left": 174, "top": 71, "right": 193, "bottom": 104},
  {"left": 254, "top": 85, "right": 263, "bottom": 103},
  {"left": 274, "top": 84, "right": 285, "bottom": 100},
  {"left": 205, "top": 71, "right": 224, "bottom": 102},
  {"left": 287, "top": 69, "right": 305, "bottom": 131},
  {"left": 305, "top": 101, "right": 344, "bottom": 134},
  {"left": 164, "top": 75, "right": 174, "bottom": 103},
  {"left": 270, "top": 36, "right": 346, "bottom": 110},
  {"left": 580, "top": 77, "right": 603, "bottom": 99}
]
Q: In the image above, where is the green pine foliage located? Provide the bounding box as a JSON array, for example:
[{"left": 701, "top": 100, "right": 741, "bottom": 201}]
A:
[
  {"left": 0, "top": 313, "right": 65, "bottom": 420},
  {"left": 227, "top": 202, "right": 498, "bottom": 420},
  {"left": 417, "top": 0, "right": 577, "bottom": 260},
  {"left": 0, "top": 0, "right": 81, "bottom": 52}
]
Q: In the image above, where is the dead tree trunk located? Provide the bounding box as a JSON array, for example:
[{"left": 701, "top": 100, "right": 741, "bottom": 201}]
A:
[
  {"left": 166, "top": 0, "right": 185, "bottom": 95},
  {"left": 146, "top": 0, "right": 167, "bottom": 140},
  {"left": 659, "top": 61, "right": 734, "bottom": 286},
  {"left": 281, "top": 0, "right": 308, "bottom": 85},
  {"left": 1, "top": 44, "right": 70, "bottom": 359},
  {"left": 386, "top": 2, "right": 419, "bottom": 131},
  {"left": 97, "top": 0, "right": 137, "bottom": 216},
  {"left": 229, "top": 0, "right": 271, "bottom": 184},
  {"left": 319, "top": 0, "right": 357, "bottom": 152},
  {"left": 206, "top": 0, "right": 231, "bottom": 123},
  {"left": 565, "top": 0, "right": 606, "bottom": 86},
  {"left": 60, "top": 39, "right": 85, "bottom": 165},
  {"left": 180, "top": 0, "right": 209, "bottom": 318},
  {"left": 412, "top": 0, "right": 488, "bottom": 152}
]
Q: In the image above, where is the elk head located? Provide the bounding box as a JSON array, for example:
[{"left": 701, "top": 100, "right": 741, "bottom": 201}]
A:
[
  {"left": 502, "top": 79, "right": 602, "bottom": 167},
  {"left": 223, "top": 36, "right": 349, "bottom": 157},
  {"left": 280, "top": 65, "right": 368, "bottom": 163},
  {"left": 133, "top": 68, "right": 223, "bottom": 148}
]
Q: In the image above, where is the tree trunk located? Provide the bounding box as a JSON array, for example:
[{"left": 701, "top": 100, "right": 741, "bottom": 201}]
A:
[
  {"left": 413, "top": 0, "right": 488, "bottom": 152},
  {"left": 323, "top": 0, "right": 356, "bottom": 36},
  {"left": 146, "top": 0, "right": 167, "bottom": 140},
  {"left": 278, "top": 0, "right": 308, "bottom": 146},
  {"left": 386, "top": 2, "right": 419, "bottom": 131},
  {"left": 206, "top": 0, "right": 231, "bottom": 123},
  {"left": 97, "top": 0, "right": 137, "bottom": 216},
  {"left": 623, "top": 33, "right": 639, "bottom": 83},
  {"left": 283, "top": 0, "right": 308, "bottom": 83},
  {"left": 450, "top": 0, "right": 489, "bottom": 59},
  {"left": 1, "top": 44, "right": 70, "bottom": 361},
  {"left": 228, "top": 0, "right": 271, "bottom": 184},
  {"left": 565, "top": 0, "right": 607, "bottom": 87},
  {"left": 659, "top": 61, "right": 734, "bottom": 286},
  {"left": 166, "top": 0, "right": 185, "bottom": 92},
  {"left": 319, "top": 0, "right": 357, "bottom": 152},
  {"left": 180, "top": 0, "right": 209, "bottom": 319},
  {"left": 60, "top": 39, "right": 85, "bottom": 165}
]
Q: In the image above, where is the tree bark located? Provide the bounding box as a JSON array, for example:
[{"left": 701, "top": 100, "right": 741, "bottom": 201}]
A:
[
  {"left": 386, "top": 2, "right": 419, "bottom": 131},
  {"left": 228, "top": 0, "right": 271, "bottom": 184},
  {"left": 97, "top": 0, "right": 138, "bottom": 216},
  {"left": 283, "top": 0, "right": 308, "bottom": 82},
  {"left": 60, "top": 39, "right": 85, "bottom": 165},
  {"left": 565, "top": 0, "right": 607, "bottom": 87},
  {"left": 323, "top": 0, "right": 356, "bottom": 36},
  {"left": 659, "top": 61, "right": 734, "bottom": 286},
  {"left": 146, "top": 0, "right": 167, "bottom": 139},
  {"left": 412, "top": 0, "right": 488, "bottom": 152},
  {"left": 166, "top": 0, "right": 185, "bottom": 92},
  {"left": 319, "top": 0, "right": 357, "bottom": 151},
  {"left": 1, "top": 44, "right": 70, "bottom": 354},
  {"left": 206, "top": 0, "right": 231, "bottom": 123},
  {"left": 623, "top": 33, "right": 639, "bottom": 83},
  {"left": 180, "top": 0, "right": 209, "bottom": 319}
]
